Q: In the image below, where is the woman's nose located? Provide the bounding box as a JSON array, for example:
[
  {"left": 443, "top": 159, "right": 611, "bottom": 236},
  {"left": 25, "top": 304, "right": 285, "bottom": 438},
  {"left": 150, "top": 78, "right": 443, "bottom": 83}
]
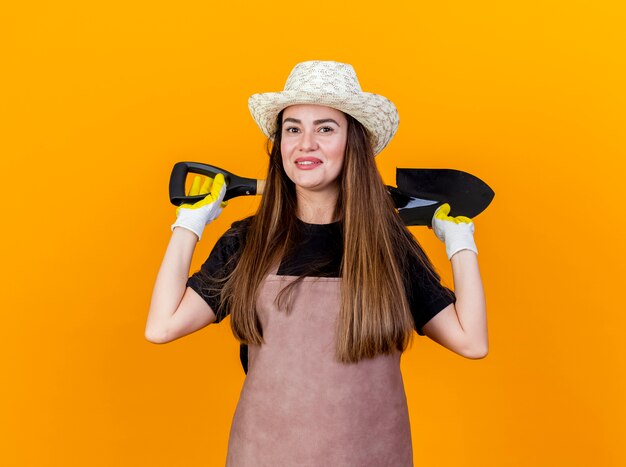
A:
[{"left": 299, "top": 130, "right": 318, "bottom": 152}]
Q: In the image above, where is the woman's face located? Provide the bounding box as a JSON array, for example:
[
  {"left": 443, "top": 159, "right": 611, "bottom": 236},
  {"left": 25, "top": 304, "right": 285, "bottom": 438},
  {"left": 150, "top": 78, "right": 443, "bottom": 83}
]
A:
[{"left": 281, "top": 104, "right": 348, "bottom": 198}]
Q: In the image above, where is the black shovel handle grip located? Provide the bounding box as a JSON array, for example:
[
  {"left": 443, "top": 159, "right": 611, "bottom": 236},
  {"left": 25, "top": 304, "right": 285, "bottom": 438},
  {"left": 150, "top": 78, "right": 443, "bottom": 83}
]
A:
[{"left": 169, "top": 162, "right": 259, "bottom": 205}]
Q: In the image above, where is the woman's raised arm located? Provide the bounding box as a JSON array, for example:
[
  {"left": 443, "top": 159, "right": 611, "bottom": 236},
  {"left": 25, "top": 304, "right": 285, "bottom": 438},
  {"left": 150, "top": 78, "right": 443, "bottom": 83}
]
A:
[
  {"left": 144, "top": 174, "right": 227, "bottom": 343},
  {"left": 422, "top": 249, "right": 488, "bottom": 358},
  {"left": 145, "top": 227, "right": 217, "bottom": 343},
  {"left": 422, "top": 203, "right": 488, "bottom": 358}
]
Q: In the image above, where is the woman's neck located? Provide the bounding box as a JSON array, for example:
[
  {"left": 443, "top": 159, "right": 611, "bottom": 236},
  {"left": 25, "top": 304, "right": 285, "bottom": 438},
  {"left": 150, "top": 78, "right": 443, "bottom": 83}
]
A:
[{"left": 295, "top": 187, "right": 339, "bottom": 224}]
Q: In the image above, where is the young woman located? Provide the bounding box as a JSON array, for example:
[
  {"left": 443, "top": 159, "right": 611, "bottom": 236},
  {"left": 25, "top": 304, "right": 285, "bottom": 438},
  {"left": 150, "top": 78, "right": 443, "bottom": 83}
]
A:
[{"left": 146, "top": 61, "right": 488, "bottom": 466}]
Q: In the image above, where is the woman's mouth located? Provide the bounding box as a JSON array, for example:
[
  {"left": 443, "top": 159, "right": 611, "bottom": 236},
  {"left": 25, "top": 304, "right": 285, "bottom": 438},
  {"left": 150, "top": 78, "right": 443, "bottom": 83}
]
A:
[{"left": 295, "top": 157, "right": 322, "bottom": 169}]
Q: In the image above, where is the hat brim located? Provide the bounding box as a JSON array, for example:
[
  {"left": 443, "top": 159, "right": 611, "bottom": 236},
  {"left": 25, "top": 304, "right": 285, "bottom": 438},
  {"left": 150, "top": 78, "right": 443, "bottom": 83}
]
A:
[{"left": 248, "top": 91, "right": 399, "bottom": 156}]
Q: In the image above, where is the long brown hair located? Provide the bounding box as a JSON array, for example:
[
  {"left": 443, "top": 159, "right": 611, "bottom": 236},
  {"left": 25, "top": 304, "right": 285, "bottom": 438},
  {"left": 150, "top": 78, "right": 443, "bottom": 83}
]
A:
[{"left": 219, "top": 110, "right": 450, "bottom": 363}]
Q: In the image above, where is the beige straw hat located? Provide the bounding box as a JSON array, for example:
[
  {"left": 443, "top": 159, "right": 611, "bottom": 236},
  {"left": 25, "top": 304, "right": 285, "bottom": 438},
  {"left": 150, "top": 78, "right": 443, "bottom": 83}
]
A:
[{"left": 248, "top": 60, "right": 399, "bottom": 156}]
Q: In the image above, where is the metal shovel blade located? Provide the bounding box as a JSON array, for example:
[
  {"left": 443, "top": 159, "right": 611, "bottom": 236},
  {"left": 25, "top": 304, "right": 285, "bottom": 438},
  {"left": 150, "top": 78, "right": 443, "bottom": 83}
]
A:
[{"left": 393, "top": 168, "right": 495, "bottom": 226}]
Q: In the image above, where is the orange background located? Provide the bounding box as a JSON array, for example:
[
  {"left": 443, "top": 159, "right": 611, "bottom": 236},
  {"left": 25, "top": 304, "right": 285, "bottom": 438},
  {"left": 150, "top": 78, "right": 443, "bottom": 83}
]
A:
[{"left": 1, "top": 1, "right": 625, "bottom": 466}]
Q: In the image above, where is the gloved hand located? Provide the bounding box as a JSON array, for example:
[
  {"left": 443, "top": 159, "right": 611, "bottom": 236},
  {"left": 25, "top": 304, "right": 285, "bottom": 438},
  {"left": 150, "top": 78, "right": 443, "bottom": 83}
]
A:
[
  {"left": 170, "top": 173, "right": 228, "bottom": 241},
  {"left": 431, "top": 203, "right": 478, "bottom": 260}
]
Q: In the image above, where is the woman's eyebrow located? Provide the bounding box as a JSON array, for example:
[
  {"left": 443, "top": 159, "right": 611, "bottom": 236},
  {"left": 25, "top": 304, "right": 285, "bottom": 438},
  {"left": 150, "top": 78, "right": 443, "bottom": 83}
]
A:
[
  {"left": 283, "top": 117, "right": 341, "bottom": 126},
  {"left": 314, "top": 118, "right": 340, "bottom": 126}
]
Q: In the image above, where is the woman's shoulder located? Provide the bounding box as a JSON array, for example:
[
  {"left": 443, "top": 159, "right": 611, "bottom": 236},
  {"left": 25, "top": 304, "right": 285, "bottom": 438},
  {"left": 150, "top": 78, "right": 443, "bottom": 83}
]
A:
[
  {"left": 218, "top": 215, "right": 255, "bottom": 244},
  {"left": 228, "top": 215, "right": 255, "bottom": 232},
  {"left": 206, "top": 216, "right": 255, "bottom": 262}
]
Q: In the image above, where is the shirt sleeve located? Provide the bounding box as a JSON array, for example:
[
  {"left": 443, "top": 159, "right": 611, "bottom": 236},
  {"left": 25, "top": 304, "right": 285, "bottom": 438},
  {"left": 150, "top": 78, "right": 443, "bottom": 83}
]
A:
[
  {"left": 405, "top": 258, "right": 457, "bottom": 336},
  {"left": 186, "top": 218, "right": 250, "bottom": 323}
]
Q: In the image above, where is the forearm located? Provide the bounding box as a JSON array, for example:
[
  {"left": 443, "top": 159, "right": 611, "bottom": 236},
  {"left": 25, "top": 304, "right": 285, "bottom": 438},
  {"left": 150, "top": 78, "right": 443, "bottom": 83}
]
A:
[
  {"left": 145, "top": 227, "right": 199, "bottom": 338},
  {"left": 450, "top": 249, "right": 488, "bottom": 355}
]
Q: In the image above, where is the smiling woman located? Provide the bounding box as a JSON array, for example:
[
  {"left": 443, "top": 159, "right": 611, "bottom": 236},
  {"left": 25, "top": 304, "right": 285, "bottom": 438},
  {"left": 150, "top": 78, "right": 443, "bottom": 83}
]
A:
[{"left": 146, "top": 60, "right": 488, "bottom": 466}]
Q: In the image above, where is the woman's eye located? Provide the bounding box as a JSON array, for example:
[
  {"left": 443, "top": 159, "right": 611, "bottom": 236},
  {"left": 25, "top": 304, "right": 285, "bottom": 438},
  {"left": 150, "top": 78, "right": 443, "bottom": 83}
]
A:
[
  {"left": 285, "top": 127, "right": 299, "bottom": 133},
  {"left": 318, "top": 126, "right": 334, "bottom": 133}
]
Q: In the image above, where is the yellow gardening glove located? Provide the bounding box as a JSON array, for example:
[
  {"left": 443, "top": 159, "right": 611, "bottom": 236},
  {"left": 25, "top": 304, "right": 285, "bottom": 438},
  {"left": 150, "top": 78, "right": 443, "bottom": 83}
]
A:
[
  {"left": 431, "top": 203, "right": 477, "bottom": 260},
  {"left": 171, "top": 173, "right": 228, "bottom": 241}
]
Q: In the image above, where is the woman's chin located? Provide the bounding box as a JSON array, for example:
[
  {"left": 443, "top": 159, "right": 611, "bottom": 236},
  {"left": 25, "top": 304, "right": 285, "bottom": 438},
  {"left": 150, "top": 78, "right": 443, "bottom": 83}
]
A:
[
  {"left": 293, "top": 179, "right": 337, "bottom": 195},
  {"left": 290, "top": 174, "right": 321, "bottom": 189}
]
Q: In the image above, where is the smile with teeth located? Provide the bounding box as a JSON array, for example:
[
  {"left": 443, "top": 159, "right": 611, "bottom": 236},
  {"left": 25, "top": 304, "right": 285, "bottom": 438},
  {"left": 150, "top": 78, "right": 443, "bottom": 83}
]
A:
[{"left": 295, "top": 158, "right": 323, "bottom": 169}]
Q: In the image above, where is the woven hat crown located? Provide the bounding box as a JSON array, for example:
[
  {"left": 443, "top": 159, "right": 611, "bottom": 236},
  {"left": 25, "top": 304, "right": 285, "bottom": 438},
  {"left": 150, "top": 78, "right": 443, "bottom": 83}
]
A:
[
  {"left": 283, "top": 61, "right": 363, "bottom": 95},
  {"left": 248, "top": 60, "right": 399, "bottom": 155}
]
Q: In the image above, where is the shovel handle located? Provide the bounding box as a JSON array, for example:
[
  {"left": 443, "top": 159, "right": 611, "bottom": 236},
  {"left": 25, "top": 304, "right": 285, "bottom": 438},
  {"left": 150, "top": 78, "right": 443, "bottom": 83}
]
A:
[{"left": 169, "top": 162, "right": 263, "bottom": 205}]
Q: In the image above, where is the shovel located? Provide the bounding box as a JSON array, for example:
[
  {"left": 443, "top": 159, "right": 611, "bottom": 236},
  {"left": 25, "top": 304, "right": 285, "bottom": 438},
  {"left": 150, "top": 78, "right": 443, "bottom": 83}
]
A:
[{"left": 169, "top": 162, "right": 494, "bottom": 227}]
